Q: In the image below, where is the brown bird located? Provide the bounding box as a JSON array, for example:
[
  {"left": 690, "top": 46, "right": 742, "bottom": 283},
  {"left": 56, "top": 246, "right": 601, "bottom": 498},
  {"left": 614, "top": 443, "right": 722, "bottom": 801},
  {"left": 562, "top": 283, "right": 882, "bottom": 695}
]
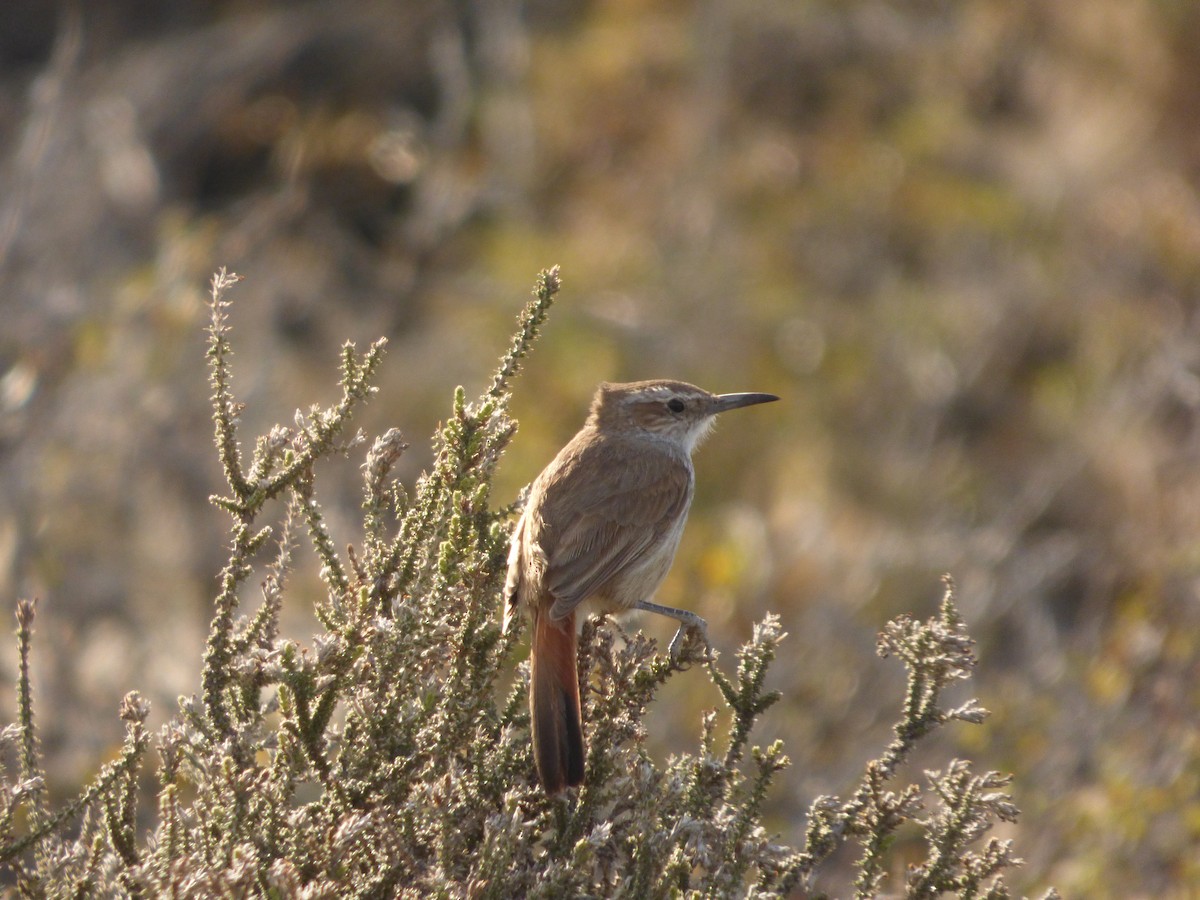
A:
[{"left": 504, "top": 379, "right": 779, "bottom": 793}]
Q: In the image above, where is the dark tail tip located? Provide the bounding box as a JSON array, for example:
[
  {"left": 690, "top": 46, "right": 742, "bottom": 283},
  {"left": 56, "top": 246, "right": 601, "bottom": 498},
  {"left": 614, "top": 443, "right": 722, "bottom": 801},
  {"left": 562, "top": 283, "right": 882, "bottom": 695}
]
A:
[{"left": 562, "top": 691, "right": 585, "bottom": 788}]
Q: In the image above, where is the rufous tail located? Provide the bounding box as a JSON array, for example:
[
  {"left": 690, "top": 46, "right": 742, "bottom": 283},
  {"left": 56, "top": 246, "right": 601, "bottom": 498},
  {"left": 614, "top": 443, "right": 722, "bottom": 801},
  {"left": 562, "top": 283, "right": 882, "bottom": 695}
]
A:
[{"left": 530, "top": 608, "right": 584, "bottom": 793}]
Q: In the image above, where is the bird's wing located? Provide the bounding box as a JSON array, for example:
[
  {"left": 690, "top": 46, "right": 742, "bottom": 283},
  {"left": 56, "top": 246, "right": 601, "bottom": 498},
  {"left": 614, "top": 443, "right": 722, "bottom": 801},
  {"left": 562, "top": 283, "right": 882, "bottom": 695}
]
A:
[{"left": 537, "top": 439, "right": 692, "bottom": 619}]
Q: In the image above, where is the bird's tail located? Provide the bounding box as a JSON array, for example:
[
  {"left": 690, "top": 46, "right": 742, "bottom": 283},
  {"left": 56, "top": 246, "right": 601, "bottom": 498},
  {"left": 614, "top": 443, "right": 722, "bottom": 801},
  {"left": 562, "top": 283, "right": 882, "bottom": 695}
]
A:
[{"left": 530, "top": 607, "right": 585, "bottom": 793}]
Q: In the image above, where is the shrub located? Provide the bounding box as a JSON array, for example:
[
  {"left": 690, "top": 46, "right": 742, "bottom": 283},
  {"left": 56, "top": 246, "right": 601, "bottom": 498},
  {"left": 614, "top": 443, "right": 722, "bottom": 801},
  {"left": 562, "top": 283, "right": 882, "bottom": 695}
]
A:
[{"left": 0, "top": 268, "right": 1052, "bottom": 898}]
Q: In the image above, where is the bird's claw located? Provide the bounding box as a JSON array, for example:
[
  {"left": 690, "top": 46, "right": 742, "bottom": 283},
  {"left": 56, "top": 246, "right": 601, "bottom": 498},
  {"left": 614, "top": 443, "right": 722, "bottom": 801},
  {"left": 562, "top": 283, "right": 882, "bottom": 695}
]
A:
[{"left": 667, "top": 617, "right": 714, "bottom": 665}]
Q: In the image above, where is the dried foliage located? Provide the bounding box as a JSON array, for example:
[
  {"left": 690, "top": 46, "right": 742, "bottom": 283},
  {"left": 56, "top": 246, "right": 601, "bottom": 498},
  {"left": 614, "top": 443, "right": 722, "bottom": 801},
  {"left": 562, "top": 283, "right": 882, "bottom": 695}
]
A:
[{"left": 0, "top": 270, "right": 1050, "bottom": 896}]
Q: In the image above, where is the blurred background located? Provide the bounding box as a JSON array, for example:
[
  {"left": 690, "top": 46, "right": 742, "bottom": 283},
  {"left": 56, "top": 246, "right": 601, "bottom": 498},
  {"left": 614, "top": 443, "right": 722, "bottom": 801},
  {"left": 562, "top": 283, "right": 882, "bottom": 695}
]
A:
[{"left": 1, "top": 0, "right": 1198, "bottom": 894}]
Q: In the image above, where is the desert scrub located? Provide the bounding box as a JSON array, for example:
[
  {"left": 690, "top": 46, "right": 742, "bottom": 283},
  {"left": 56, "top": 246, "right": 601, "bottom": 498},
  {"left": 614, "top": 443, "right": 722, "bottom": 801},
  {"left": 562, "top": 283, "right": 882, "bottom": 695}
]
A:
[{"left": 0, "top": 267, "right": 1052, "bottom": 898}]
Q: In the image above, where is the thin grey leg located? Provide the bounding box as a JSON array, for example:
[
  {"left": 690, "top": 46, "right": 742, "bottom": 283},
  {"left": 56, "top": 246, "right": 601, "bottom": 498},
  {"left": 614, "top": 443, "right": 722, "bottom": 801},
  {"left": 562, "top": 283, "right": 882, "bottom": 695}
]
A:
[{"left": 633, "top": 600, "right": 711, "bottom": 660}]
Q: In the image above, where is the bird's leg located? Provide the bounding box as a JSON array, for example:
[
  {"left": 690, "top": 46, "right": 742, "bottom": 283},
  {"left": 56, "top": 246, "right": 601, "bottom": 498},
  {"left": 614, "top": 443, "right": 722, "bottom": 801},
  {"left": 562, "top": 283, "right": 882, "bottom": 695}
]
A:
[{"left": 633, "top": 600, "right": 712, "bottom": 661}]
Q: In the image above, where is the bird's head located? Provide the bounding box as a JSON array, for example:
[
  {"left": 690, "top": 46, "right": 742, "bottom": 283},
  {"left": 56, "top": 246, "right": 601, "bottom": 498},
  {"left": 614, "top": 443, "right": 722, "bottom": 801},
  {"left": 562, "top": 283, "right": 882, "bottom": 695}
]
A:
[{"left": 588, "top": 379, "right": 778, "bottom": 452}]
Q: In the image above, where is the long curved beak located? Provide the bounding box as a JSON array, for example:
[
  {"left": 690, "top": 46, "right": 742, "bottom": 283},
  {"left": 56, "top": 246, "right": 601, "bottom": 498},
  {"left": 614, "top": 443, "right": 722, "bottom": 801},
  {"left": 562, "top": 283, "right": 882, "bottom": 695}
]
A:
[{"left": 712, "top": 392, "right": 780, "bottom": 413}]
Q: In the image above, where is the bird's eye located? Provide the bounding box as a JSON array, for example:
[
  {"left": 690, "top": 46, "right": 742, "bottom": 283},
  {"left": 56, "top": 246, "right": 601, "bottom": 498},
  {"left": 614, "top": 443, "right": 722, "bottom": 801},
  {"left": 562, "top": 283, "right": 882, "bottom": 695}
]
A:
[{"left": 666, "top": 398, "right": 685, "bottom": 413}]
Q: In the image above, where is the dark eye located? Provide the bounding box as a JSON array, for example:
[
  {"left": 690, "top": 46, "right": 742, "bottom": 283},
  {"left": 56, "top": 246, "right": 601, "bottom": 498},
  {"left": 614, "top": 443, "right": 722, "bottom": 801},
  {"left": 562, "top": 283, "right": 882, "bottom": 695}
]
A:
[{"left": 666, "top": 398, "right": 685, "bottom": 413}]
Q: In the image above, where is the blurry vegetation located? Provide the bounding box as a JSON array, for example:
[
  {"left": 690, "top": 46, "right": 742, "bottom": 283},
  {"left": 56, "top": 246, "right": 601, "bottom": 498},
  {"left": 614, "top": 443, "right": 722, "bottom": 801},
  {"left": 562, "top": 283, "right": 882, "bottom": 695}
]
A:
[{"left": 0, "top": 0, "right": 1198, "bottom": 894}]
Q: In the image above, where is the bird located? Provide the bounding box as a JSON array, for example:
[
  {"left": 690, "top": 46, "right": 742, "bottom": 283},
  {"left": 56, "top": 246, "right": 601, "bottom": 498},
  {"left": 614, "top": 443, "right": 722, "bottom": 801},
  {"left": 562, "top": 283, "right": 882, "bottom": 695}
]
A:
[{"left": 503, "top": 379, "right": 779, "bottom": 793}]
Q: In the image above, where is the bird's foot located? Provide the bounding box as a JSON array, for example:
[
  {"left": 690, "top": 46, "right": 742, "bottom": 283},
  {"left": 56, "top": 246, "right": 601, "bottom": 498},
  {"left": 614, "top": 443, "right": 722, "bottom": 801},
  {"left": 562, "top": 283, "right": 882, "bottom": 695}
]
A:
[
  {"left": 667, "top": 613, "right": 713, "bottom": 665},
  {"left": 632, "top": 599, "right": 714, "bottom": 665}
]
